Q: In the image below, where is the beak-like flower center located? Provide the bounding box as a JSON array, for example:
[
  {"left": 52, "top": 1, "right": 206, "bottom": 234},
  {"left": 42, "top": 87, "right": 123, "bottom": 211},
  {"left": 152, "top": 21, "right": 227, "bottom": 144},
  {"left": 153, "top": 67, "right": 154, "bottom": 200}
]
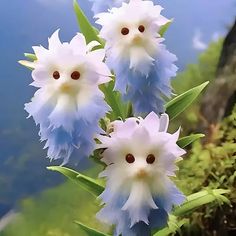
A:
[
  {"left": 136, "top": 168, "right": 148, "bottom": 179},
  {"left": 132, "top": 35, "right": 143, "bottom": 45},
  {"left": 60, "top": 83, "right": 74, "bottom": 93}
]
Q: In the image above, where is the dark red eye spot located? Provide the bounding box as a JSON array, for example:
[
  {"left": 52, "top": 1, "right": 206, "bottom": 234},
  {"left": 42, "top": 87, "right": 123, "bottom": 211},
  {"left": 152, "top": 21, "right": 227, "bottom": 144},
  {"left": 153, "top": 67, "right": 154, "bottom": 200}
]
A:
[
  {"left": 126, "top": 153, "right": 135, "bottom": 164},
  {"left": 53, "top": 71, "right": 60, "bottom": 80},
  {"left": 71, "top": 71, "right": 81, "bottom": 80},
  {"left": 146, "top": 154, "right": 155, "bottom": 164},
  {"left": 138, "top": 25, "right": 145, "bottom": 33},
  {"left": 121, "top": 27, "right": 129, "bottom": 35}
]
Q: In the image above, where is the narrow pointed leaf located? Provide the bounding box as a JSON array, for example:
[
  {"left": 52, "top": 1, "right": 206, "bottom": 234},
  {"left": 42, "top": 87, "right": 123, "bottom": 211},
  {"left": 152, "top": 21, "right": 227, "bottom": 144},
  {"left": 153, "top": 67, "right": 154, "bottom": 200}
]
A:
[
  {"left": 154, "top": 218, "right": 188, "bottom": 236},
  {"left": 24, "top": 53, "right": 37, "bottom": 61},
  {"left": 177, "top": 134, "right": 205, "bottom": 148},
  {"left": 173, "top": 189, "right": 230, "bottom": 217},
  {"left": 73, "top": 0, "right": 103, "bottom": 46},
  {"left": 100, "top": 80, "right": 128, "bottom": 120},
  {"left": 165, "top": 81, "right": 209, "bottom": 120},
  {"left": 154, "top": 189, "right": 230, "bottom": 235},
  {"left": 159, "top": 19, "right": 173, "bottom": 37},
  {"left": 74, "top": 221, "right": 111, "bottom": 236},
  {"left": 47, "top": 166, "right": 104, "bottom": 197},
  {"left": 18, "top": 60, "right": 34, "bottom": 70}
]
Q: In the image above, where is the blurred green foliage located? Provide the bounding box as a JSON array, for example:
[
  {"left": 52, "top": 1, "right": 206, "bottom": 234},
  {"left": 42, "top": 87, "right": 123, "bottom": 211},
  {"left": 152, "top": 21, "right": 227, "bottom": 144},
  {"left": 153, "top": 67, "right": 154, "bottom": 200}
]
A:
[
  {"left": 170, "top": 39, "right": 223, "bottom": 132},
  {"left": 1, "top": 178, "right": 107, "bottom": 236},
  {"left": 173, "top": 39, "right": 223, "bottom": 94}
]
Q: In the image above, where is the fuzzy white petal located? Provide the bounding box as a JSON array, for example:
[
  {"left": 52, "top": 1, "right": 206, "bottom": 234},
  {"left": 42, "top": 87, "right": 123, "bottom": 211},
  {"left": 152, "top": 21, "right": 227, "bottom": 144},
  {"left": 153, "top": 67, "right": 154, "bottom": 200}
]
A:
[{"left": 26, "top": 30, "right": 111, "bottom": 163}]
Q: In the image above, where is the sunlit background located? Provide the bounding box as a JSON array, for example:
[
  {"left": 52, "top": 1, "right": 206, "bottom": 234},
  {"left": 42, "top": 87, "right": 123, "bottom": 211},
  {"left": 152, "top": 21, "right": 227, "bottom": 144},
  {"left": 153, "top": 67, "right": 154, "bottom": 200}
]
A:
[{"left": 0, "top": 0, "right": 235, "bottom": 235}]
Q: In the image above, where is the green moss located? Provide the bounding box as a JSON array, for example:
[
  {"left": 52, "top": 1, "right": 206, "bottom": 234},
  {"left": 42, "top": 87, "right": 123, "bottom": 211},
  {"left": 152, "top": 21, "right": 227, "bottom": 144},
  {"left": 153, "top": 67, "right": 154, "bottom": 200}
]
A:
[{"left": 176, "top": 106, "right": 236, "bottom": 234}]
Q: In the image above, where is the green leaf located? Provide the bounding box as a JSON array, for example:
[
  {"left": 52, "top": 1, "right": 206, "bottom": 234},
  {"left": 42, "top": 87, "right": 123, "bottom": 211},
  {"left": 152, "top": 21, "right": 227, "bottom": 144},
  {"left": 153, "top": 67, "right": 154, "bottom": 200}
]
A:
[
  {"left": 159, "top": 19, "right": 173, "bottom": 37},
  {"left": 74, "top": 221, "right": 111, "bottom": 236},
  {"left": 47, "top": 166, "right": 104, "bottom": 197},
  {"left": 100, "top": 80, "right": 129, "bottom": 121},
  {"left": 177, "top": 134, "right": 205, "bottom": 148},
  {"left": 154, "top": 189, "right": 230, "bottom": 235},
  {"left": 24, "top": 53, "right": 37, "bottom": 61},
  {"left": 153, "top": 216, "right": 188, "bottom": 236},
  {"left": 165, "top": 81, "right": 209, "bottom": 120},
  {"left": 173, "top": 189, "right": 230, "bottom": 217},
  {"left": 90, "top": 149, "right": 107, "bottom": 168},
  {"left": 126, "top": 102, "right": 134, "bottom": 118},
  {"left": 73, "top": 0, "right": 103, "bottom": 46}
]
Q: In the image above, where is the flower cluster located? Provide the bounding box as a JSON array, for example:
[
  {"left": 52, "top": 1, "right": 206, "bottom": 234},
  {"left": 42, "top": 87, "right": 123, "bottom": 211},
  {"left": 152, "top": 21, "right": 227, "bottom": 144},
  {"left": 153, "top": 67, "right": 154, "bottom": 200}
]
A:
[
  {"left": 23, "top": 0, "right": 187, "bottom": 235},
  {"left": 96, "top": 0, "right": 177, "bottom": 115},
  {"left": 96, "top": 112, "right": 185, "bottom": 235},
  {"left": 25, "top": 30, "right": 111, "bottom": 164}
]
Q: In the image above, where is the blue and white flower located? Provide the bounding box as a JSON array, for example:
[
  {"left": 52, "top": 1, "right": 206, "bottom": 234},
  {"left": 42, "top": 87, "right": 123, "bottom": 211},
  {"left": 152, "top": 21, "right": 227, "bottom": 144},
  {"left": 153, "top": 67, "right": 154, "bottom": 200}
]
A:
[
  {"left": 96, "top": 0, "right": 177, "bottom": 115},
  {"left": 25, "top": 30, "right": 111, "bottom": 164},
  {"left": 96, "top": 112, "right": 186, "bottom": 235}
]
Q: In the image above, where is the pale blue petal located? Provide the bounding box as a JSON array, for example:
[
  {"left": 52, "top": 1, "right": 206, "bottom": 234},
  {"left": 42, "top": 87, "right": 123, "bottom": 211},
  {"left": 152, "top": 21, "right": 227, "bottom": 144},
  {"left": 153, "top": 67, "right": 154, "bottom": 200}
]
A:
[
  {"left": 97, "top": 185, "right": 183, "bottom": 236},
  {"left": 25, "top": 95, "right": 109, "bottom": 164},
  {"left": 107, "top": 44, "right": 177, "bottom": 115}
]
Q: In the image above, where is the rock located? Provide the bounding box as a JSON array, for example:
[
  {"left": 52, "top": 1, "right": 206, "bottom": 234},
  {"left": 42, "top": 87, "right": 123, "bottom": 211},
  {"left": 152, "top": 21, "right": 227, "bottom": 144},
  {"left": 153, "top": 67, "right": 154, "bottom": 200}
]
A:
[{"left": 200, "top": 19, "right": 236, "bottom": 124}]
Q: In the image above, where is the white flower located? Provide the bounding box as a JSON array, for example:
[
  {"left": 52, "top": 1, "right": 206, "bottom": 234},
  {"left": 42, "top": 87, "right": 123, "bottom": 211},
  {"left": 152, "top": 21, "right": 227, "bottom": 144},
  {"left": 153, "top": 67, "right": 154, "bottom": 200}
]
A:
[
  {"left": 96, "top": 112, "right": 186, "bottom": 234},
  {"left": 96, "top": 0, "right": 170, "bottom": 73},
  {"left": 31, "top": 30, "right": 111, "bottom": 109},
  {"left": 25, "top": 30, "right": 111, "bottom": 163}
]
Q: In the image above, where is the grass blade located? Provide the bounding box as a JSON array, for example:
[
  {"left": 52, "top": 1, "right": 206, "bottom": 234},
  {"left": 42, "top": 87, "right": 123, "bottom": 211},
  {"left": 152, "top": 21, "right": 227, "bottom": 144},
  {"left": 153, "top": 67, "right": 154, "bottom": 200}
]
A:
[{"left": 47, "top": 166, "right": 104, "bottom": 197}]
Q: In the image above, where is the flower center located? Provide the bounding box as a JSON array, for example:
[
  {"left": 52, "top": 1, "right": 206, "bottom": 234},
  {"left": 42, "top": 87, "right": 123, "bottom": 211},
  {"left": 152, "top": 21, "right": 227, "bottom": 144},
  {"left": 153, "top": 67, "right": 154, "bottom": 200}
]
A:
[
  {"left": 136, "top": 169, "right": 148, "bottom": 179},
  {"left": 60, "top": 83, "right": 73, "bottom": 93}
]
